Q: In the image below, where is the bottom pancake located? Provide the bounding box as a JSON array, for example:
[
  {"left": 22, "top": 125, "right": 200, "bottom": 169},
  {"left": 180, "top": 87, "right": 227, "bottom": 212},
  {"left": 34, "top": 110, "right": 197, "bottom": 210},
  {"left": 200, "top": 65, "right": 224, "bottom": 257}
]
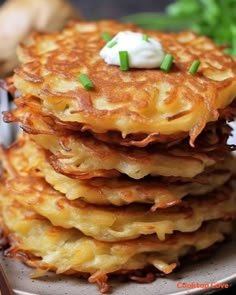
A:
[{"left": 0, "top": 198, "right": 232, "bottom": 293}]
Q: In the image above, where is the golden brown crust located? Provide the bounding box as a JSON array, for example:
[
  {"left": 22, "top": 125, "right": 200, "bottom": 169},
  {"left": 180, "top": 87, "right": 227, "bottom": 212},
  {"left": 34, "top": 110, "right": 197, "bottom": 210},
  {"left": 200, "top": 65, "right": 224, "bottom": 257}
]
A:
[
  {"left": 13, "top": 20, "right": 236, "bottom": 145},
  {"left": 1, "top": 164, "right": 236, "bottom": 242},
  {"left": 0, "top": 199, "right": 232, "bottom": 293},
  {"left": 1, "top": 19, "right": 236, "bottom": 294},
  {"left": 5, "top": 110, "right": 216, "bottom": 180},
  {"left": 1, "top": 136, "right": 234, "bottom": 209}
]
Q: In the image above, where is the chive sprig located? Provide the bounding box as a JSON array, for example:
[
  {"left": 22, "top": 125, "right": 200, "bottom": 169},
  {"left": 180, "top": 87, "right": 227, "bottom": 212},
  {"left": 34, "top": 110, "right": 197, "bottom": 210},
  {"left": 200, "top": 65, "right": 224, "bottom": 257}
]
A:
[
  {"left": 108, "top": 40, "right": 118, "bottom": 48},
  {"left": 101, "top": 32, "right": 112, "bottom": 42},
  {"left": 119, "top": 51, "right": 130, "bottom": 71},
  {"left": 142, "top": 34, "right": 149, "bottom": 42},
  {"left": 160, "top": 54, "right": 174, "bottom": 72},
  {"left": 78, "top": 74, "right": 94, "bottom": 90},
  {"left": 189, "top": 60, "right": 200, "bottom": 75}
]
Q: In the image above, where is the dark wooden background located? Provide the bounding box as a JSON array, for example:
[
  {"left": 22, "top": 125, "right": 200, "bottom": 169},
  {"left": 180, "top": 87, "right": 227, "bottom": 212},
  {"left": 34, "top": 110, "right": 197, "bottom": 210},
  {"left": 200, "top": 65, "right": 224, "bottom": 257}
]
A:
[{"left": 69, "top": 0, "right": 173, "bottom": 19}]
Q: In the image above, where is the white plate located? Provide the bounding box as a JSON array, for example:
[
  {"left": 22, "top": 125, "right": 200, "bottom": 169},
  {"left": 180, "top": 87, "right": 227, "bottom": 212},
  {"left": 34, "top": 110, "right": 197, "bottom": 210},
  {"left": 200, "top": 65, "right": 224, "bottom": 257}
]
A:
[
  {"left": 1, "top": 122, "right": 236, "bottom": 295},
  {"left": 0, "top": 223, "right": 235, "bottom": 295}
]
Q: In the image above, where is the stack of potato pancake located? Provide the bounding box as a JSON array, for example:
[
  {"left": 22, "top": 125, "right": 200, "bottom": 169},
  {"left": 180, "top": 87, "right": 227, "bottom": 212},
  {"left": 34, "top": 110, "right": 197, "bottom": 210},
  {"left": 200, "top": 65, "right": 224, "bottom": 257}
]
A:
[{"left": 1, "top": 21, "right": 236, "bottom": 292}]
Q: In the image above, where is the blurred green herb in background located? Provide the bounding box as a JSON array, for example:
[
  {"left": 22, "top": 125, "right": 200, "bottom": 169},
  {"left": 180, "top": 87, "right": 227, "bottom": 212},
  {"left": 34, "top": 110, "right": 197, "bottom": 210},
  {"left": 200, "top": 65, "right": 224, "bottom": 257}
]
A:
[{"left": 121, "top": 0, "right": 236, "bottom": 56}]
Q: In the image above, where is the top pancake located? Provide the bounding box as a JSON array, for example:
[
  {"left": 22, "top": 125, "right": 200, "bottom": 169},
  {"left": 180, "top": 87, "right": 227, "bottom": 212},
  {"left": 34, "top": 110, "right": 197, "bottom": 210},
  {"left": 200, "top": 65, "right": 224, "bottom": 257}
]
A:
[{"left": 13, "top": 20, "right": 236, "bottom": 144}]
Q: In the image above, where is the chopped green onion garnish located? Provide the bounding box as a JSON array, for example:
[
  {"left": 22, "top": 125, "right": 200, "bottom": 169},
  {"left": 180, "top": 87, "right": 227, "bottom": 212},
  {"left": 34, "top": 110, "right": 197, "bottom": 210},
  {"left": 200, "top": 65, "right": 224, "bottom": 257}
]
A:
[
  {"left": 108, "top": 40, "right": 118, "bottom": 48},
  {"left": 119, "top": 51, "right": 129, "bottom": 71},
  {"left": 101, "top": 32, "right": 112, "bottom": 42},
  {"left": 142, "top": 34, "right": 149, "bottom": 41},
  {"left": 160, "top": 54, "right": 174, "bottom": 72},
  {"left": 189, "top": 60, "right": 200, "bottom": 75},
  {"left": 78, "top": 74, "right": 94, "bottom": 90}
]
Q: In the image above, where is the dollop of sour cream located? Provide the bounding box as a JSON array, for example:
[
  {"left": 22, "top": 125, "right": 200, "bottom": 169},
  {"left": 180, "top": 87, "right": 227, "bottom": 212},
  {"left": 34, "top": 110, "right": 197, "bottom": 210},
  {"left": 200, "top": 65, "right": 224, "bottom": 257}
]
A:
[{"left": 100, "top": 31, "right": 165, "bottom": 69}]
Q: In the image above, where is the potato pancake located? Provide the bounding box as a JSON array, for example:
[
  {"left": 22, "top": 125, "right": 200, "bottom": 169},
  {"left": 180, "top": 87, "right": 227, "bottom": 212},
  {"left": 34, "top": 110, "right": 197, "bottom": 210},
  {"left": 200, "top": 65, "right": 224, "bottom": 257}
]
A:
[
  {"left": 0, "top": 197, "right": 232, "bottom": 292},
  {"left": 4, "top": 104, "right": 218, "bottom": 179},
  {"left": 1, "top": 170, "right": 235, "bottom": 242},
  {"left": 1, "top": 136, "right": 233, "bottom": 209},
  {"left": 12, "top": 20, "right": 236, "bottom": 145}
]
